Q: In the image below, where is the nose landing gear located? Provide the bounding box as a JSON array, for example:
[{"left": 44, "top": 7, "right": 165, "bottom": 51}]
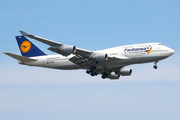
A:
[
  {"left": 153, "top": 60, "right": 158, "bottom": 69},
  {"left": 153, "top": 65, "right": 157, "bottom": 69}
]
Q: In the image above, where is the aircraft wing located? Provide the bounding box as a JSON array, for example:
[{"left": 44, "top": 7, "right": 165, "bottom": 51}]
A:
[
  {"left": 20, "top": 30, "right": 92, "bottom": 57},
  {"left": 20, "top": 31, "right": 61, "bottom": 46}
]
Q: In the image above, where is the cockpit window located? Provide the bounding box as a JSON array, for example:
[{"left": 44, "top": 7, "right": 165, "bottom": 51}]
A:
[{"left": 158, "top": 43, "right": 163, "bottom": 45}]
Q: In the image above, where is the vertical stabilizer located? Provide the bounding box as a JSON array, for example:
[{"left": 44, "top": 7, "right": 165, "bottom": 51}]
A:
[{"left": 16, "top": 36, "right": 47, "bottom": 57}]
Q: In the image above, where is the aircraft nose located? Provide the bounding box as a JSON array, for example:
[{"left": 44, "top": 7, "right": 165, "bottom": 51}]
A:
[{"left": 168, "top": 48, "right": 175, "bottom": 56}]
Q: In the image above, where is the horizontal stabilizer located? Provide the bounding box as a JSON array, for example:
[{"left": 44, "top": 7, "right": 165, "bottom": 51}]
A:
[{"left": 4, "top": 52, "right": 37, "bottom": 62}]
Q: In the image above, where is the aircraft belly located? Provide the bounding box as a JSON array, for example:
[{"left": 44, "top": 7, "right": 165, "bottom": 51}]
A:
[
  {"left": 129, "top": 55, "right": 168, "bottom": 64},
  {"left": 51, "top": 59, "right": 81, "bottom": 70},
  {"left": 96, "top": 59, "right": 131, "bottom": 69},
  {"left": 53, "top": 65, "right": 80, "bottom": 70}
]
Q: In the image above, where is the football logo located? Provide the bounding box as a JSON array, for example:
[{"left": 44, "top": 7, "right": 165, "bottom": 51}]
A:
[{"left": 20, "top": 41, "right": 31, "bottom": 53}]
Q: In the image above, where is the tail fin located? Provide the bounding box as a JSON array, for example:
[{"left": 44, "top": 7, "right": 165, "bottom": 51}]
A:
[{"left": 16, "top": 36, "right": 47, "bottom": 57}]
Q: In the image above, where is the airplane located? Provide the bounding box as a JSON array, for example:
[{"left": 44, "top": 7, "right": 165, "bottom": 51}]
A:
[{"left": 4, "top": 31, "right": 175, "bottom": 79}]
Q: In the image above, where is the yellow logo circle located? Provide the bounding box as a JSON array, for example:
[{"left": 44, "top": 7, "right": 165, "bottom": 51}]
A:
[{"left": 20, "top": 41, "right": 31, "bottom": 53}]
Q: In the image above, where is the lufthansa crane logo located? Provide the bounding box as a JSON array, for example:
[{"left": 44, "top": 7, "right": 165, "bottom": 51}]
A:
[{"left": 20, "top": 41, "right": 31, "bottom": 53}]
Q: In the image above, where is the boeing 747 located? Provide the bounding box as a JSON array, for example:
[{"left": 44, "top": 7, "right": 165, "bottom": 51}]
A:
[{"left": 4, "top": 31, "right": 175, "bottom": 79}]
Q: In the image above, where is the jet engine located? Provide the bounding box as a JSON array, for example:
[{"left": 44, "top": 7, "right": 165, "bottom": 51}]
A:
[
  {"left": 119, "top": 68, "right": 132, "bottom": 76},
  {"left": 102, "top": 72, "right": 120, "bottom": 79},
  {"left": 48, "top": 45, "right": 76, "bottom": 56},
  {"left": 94, "top": 53, "right": 108, "bottom": 62},
  {"left": 59, "top": 45, "right": 76, "bottom": 54},
  {"left": 109, "top": 72, "right": 120, "bottom": 79}
]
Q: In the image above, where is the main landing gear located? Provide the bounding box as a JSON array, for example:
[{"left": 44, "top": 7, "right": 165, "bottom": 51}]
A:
[
  {"left": 101, "top": 72, "right": 108, "bottom": 79},
  {"left": 153, "top": 60, "right": 158, "bottom": 69},
  {"left": 86, "top": 66, "right": 98, "bottom": 76}
]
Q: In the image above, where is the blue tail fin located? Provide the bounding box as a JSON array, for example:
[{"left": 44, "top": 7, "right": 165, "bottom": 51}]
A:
[{"left": 16, "top": 36, "right": 47, "bottom": 57}]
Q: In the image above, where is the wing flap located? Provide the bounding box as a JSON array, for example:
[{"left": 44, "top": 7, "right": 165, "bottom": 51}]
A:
[
  {"left": 4, "top": 52, "right": 37, "bottom": 62},
  {"left": 69, "top": 55, "right": 92, "bottom": 67}
]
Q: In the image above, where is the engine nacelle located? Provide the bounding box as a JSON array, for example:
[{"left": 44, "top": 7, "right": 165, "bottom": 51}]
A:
[
  {"left": 94, "top": 53, "right": 108, "bottom": 62},
  {"left": 59, "top": 45, "right": 76, "bottom": 54},
  {"left": 119, "top": 68, "right": 132, "bottom": 76},
  {"left": 106, "top": 72, "right": 120, "bottom": 80}
]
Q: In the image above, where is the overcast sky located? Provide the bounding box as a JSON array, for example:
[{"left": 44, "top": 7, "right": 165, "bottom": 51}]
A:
[{"left": 0, "top": 0, "right": 180, "bottom": 120}]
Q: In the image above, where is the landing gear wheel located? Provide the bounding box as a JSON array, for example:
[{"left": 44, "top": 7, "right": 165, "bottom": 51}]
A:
[
  {"left": 153, "top": 60, "right": 158, "bottom": 69},
  {"left": 101, "top": 72, "right": 108, "bottom": 79},
  {"left": 153, "top": 65, "right": 157, "bottom": 69},
  {"left": 101, "top": 76, "right": 105, "bottom": 79},
  {"left": 87, "top": 65, "right": 98, "bottom": 77},
  {"left": 90, "top": 72, "right": 95, "bottom": 76},
  {"left": 86, "top": 70, "right": 90, "bottom": 74},
  {"left": 94, "top": 72, "right": 98, "bottom": 76}
]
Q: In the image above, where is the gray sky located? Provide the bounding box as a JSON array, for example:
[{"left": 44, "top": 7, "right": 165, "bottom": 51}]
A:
[{"left": 1, "top": 0, "right": 180, "bottom": 120}]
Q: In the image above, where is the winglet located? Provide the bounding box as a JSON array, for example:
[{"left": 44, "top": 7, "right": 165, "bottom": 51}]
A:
[{"left": 19, "top": 30, "right": 29, "bottom": 36}]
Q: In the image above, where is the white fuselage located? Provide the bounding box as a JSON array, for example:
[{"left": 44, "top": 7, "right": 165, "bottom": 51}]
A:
[{"left": 21, "top": 43, "right": 174, "bottom": 70}]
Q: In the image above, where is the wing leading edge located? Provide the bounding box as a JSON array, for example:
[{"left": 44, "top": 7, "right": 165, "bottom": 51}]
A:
[{"left": 20, "top": 30, "right": 92, "bottom": 57}]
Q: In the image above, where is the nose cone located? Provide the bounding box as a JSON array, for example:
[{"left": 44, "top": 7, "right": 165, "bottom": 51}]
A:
[{"left": 168, "top": 48, "right": 175, "bottom": 56}]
